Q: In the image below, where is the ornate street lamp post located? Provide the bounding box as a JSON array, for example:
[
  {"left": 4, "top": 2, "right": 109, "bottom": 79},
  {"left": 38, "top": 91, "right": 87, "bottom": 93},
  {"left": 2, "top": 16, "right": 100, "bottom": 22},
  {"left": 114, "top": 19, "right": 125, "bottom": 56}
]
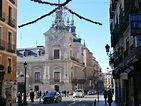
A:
[
  {"left": 23, "top": 62, "right": 27, "bottom": 105},
  {"left": 105, "top": 44, "right": 110, "bottom": 55}
]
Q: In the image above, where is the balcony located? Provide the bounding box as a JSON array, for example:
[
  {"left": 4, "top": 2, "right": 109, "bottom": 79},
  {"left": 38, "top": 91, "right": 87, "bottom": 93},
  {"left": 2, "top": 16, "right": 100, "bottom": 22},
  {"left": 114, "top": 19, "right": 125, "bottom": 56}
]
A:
[
  {"left": 0, "top": 10, "right": 6, "bottom": 21},
  {"left": 54, "top": 79, "right": 60, "bottom": 82},
  {"left": 110, "top": 11, "right": 115, "bottom": 19},
  {"left": 35, "top": 80, "right": 41, "bottom": 83},
  {"left": 70, "top": 56, "right": 78, "bottom": 62},
  {"left": 0, "top": 39, "right": 5, "bottom": 50},
  {"left": 71, "top": 78, "right": 86, "bottom": 84},
  {"left": 48, "top": 56, "right": 64, "bottom": 60},
  {"left": 6, "top": 43, "right": 15, "bottom": 53},
  {"left": 9, "top": 0, "right": 15, "bottom": 4},
  {"left": 7, "top": 16, "right": 15, "bottom": 28},
  {"left": 111, "top": 2, "right": 117, "bottom": 11}
]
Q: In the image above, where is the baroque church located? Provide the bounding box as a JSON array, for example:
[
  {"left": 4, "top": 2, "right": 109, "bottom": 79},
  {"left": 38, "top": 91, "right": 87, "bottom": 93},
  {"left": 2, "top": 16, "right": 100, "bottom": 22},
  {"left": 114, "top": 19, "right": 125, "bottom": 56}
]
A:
[{"left": 16, "top": 6, "right": 102, "bottom": 94}]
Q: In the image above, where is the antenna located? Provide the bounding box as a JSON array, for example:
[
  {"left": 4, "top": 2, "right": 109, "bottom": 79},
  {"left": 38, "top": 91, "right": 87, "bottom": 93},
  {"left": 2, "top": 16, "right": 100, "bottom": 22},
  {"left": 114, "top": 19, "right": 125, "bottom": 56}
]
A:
[
  {"left": 71, "top": 14, "right": 74, "bottom": 25},
  {"left": 36, "top": 40, "right": 38, "bottom": 47}
]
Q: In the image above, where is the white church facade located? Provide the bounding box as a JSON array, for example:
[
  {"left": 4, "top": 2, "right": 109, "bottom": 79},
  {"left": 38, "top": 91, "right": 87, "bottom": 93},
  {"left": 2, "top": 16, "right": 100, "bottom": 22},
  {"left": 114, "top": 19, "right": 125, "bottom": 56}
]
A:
[{"left": 16, "top": 6, "right": 102, "bottom": 94}]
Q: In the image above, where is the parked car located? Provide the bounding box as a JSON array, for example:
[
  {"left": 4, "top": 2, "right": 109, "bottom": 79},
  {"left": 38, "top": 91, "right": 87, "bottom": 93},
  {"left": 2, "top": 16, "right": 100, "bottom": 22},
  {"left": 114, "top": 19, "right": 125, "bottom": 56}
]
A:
[
  {"left": 73, "top": 89, "right": 85, "bottom": 98},
  {"left": 42, "top": 92, "right": 62, "bottom": 104},
  {"left": 87, "top": 89, "right": 97, "bottom": 95}
]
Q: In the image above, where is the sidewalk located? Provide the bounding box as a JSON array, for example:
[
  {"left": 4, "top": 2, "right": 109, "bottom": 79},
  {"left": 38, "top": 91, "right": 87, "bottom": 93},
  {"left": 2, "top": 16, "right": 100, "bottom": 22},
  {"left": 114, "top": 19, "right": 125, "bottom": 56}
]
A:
[
  {"left": 92, "top": 100, "right": 120, "bottom": 106},
  {"left": 11, "top": 98, "right": 41, "bottom": 106},
  {"left": 91, "top": 94, "right": 120, "bottom": 106}
]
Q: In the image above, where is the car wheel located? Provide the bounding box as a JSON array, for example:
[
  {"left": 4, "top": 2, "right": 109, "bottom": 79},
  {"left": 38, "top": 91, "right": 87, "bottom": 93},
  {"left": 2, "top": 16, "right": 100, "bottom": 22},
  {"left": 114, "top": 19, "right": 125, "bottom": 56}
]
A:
[{"left": 60, "top": 99, "right": 62, "bottom": 102}]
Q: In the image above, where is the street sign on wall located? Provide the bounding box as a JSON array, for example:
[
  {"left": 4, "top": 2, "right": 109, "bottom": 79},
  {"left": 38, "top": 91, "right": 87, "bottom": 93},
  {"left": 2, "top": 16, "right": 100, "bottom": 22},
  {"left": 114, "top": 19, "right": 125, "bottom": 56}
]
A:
[{"left": 129, "top": 13, "right": 141, "bottom": 36}]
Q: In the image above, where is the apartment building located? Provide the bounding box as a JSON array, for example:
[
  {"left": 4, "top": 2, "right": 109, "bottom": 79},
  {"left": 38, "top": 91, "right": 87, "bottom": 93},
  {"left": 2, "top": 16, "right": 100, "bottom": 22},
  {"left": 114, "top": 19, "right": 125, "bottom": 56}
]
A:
[
  {"left": 0, "top": 0, "right": 17, "bottom": 102},
  {"left": 109, "top": 0, "right": 141, "bottom": 105}
]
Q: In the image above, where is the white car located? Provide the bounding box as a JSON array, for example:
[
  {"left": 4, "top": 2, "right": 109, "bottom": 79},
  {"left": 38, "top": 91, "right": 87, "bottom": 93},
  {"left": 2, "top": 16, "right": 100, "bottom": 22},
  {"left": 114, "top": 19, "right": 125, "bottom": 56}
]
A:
[{"left": 73, "top": 89, "right": 85, "bottom": 98}]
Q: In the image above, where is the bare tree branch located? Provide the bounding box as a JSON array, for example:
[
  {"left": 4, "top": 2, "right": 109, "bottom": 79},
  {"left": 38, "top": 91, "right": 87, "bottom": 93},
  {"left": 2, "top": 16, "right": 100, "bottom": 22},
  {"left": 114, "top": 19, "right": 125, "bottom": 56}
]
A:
[
  {"left": 64, "top": 6, "right": 102, "bottom": 25},
  {"left": 31, "top": 0, "right": 72, "bottom": 6},
  {"left": 18, "top": 7, "right": 58, "bottom": 28}
]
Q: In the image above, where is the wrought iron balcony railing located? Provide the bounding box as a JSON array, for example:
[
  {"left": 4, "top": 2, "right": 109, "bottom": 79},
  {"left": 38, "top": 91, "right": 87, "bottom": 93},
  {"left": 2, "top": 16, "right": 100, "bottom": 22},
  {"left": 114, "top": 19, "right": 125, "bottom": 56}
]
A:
[
  {"left": 6, "top": 42, "right": 15, "bottom": 53},
  {"left": 7, "top": 16, "right": 15, "bottom": 28},
  {"left": 54, "top": 79, "right": 60, "bottom": 82},
  {"left": 0, "top": 39, "right": 6, "bottom": 50}
]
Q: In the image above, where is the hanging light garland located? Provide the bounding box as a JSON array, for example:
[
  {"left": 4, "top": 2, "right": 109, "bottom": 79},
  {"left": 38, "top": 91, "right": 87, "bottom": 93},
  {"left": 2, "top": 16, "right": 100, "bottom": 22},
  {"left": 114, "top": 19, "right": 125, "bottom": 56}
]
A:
[{"left": 18, "top": 0, "right": 102, "bottom": 28}]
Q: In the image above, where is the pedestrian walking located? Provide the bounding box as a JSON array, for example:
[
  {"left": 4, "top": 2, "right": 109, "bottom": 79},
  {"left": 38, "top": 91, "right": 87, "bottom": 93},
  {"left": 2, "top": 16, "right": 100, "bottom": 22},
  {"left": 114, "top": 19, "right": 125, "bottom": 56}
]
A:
[
  {"left": 103, "top": 89, "right": 108, "bottom": 103},
  {"left": 17, "top": 92, "right": 22, "bottom": 106},
  {"left": 108, "top": 89, "right": 113, "bottom": 106},
  {"left": 30, "top": 90, "right": 35, "bottom": 102},
  {"left": 66, "top": 90, "right": 69, "bottom": 97},
  {"left": 39, "top": 91, "right": 42, "bottom": 103},
  {"left": 64, "top": 90, "right": 66, "bottom": 97}
]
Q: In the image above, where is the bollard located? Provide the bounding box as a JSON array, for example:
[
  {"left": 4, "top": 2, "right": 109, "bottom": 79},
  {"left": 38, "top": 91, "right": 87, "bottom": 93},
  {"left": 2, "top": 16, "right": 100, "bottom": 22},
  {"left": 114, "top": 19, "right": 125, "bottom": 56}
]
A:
[
  {"left": 97, "top": 92, "right": 99, "bottom": 102},
  {"left": 94, "top": 99, "right": 96, "bottom": 106}
]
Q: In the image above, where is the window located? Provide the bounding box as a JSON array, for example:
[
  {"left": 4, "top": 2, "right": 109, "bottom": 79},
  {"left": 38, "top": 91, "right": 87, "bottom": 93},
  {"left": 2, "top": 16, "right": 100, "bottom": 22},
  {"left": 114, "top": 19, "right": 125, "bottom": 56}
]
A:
[
  {"left": 7, "top": 31, "right": 12, "bottom": 50},
  {"left": 54, "top": 49, "right": 59, "bottom": 59},
  {"left": 34, "top": 85, "right": 39, "bottom": 91},
  {"left": 8, "top": 31, "right": 12, "bottom": 44},
  {"left": 0, "top": 1, "right": 2, "bottom": 14},
  {"left": 8, "top": 58, "right": 11, "bottom": 73},
  {"left": 35, "top": 72, "right": 40, "bottom": 82},
  {"left": 54, "top": 72, "right": 60, "bottom": 82},
  {"left": 8, "top": 58, "right": 11, "bottom": 66},
  {"left": 5, "top": 87, "right": 11, "bottom": 96},
  {"left": 8, "top": 6, "right": 12, "bottom": 18}
]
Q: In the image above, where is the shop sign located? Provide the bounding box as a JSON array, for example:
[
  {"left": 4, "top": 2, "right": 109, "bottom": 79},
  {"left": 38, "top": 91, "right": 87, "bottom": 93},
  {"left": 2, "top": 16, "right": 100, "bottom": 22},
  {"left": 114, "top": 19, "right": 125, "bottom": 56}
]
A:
[{"left": 120, "top": 73, "right": 128, "bottom": 80}]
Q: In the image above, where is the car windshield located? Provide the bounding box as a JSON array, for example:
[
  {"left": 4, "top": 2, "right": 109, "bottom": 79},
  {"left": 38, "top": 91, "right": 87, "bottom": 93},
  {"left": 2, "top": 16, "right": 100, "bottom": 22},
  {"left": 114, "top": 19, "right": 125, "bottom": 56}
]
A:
[
  {"left": 75, "top": 89, "right": 82, "bottom": 92},
  {"left": 46, "top": 92, "right": 56, "bottom": 95}
]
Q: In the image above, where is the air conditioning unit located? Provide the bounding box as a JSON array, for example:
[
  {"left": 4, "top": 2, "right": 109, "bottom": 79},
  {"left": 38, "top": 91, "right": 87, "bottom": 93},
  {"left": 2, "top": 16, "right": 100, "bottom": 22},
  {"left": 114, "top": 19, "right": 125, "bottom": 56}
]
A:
[{"left": 133, "top": 35, "right": 141, "bottom": 47}]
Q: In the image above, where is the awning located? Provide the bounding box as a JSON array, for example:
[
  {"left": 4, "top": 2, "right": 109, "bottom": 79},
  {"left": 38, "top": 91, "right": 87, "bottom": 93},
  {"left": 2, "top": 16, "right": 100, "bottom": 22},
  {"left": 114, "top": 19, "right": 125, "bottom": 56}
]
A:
[{"left": 125, "top": 66, "right": 134, "bottom": 73}]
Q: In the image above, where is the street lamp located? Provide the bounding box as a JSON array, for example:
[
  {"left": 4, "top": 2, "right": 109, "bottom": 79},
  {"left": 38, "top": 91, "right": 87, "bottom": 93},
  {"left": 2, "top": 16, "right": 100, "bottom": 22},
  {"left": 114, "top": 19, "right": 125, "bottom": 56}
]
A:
[{"left": 23, "top": 62, "right": 27, "bottom": 105}]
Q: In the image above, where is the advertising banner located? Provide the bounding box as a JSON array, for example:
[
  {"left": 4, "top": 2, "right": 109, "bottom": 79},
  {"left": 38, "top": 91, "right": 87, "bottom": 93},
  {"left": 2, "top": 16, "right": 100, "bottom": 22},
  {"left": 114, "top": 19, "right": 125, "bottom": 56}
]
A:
[{"left": 129, "top": 14, "right": 141, "bottom": 36}]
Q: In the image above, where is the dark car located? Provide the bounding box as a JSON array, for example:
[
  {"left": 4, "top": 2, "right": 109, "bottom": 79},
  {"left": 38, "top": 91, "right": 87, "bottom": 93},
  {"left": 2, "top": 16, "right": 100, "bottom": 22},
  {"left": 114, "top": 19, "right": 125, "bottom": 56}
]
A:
[
  {"left": 42, "top": 92, "right": 62, "bottom": 104},
  {"left": 87, "top": 90, "right": 97, "bottom": 95}
]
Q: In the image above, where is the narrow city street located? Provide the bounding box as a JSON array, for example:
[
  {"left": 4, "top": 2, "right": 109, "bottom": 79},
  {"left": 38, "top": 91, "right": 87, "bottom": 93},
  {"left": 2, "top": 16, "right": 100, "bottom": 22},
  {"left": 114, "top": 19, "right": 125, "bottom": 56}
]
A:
[{"left": 12, "top": 94, "right": 120, "bottom": 106}]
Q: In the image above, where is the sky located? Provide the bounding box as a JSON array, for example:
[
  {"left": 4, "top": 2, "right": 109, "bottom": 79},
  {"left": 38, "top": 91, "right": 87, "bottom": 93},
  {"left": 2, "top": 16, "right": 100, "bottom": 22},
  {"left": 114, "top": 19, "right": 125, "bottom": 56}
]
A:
[{"left": 17, "top": 0, "right": 111, "bottom": 73}]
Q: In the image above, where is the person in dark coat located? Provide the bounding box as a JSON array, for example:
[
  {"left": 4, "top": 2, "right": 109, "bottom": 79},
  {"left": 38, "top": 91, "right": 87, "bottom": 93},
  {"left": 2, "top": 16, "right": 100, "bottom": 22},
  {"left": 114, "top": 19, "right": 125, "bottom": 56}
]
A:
[
  {"left": 17, "top": 92, "right": 22, "bottom": 106},
  {"left": 108, "top": 89, "right": 113, "bottom": 106},
  {"left": 64, "top": 90, "right": 66, "bottom": 97},
  {"left": 30, "top": 91, "right": 35, "bottom": 102},
  {"left": 103, "top": 89, "right": 108, "bottom": 103}
]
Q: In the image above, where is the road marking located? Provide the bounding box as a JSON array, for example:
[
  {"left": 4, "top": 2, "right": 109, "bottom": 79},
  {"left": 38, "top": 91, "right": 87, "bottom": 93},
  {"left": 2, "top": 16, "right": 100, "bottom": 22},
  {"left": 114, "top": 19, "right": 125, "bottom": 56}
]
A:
[{"left": 67, "top": 101, "right": 75, "bottom": 106}]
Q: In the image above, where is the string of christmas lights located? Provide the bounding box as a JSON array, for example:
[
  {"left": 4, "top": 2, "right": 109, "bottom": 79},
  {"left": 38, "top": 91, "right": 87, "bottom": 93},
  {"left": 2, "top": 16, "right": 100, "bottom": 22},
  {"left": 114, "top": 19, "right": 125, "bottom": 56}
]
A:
[
  {"left": 30, "top": 0, "right": 72, "bottom": 6},
  {"left": 18, "top": 0, "right": 102, "bottom": 28}
]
